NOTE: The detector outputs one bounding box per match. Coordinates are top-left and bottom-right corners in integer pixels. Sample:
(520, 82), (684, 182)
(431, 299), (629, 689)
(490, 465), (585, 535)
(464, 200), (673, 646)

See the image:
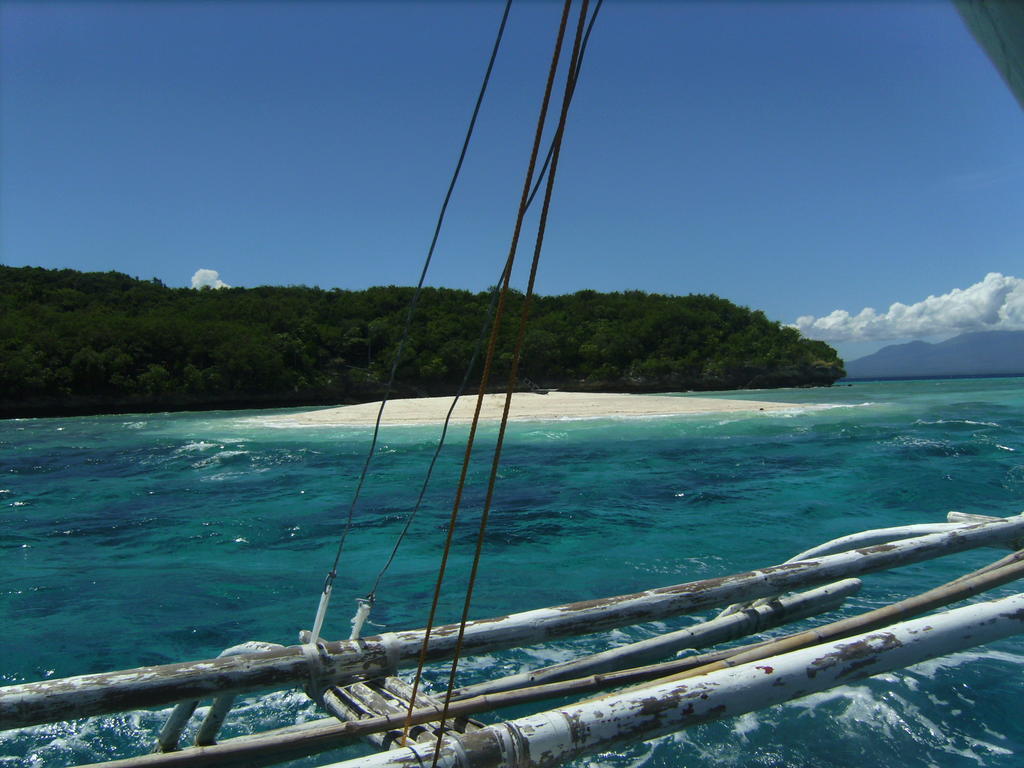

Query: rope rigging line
(364, 0), (604, 603)
(525, 0), (603, 211)
(362, 270), (505, 601)
(426, 3), (592, 764)
(306, 0), (514, 647)
(399, 0), (576, 750)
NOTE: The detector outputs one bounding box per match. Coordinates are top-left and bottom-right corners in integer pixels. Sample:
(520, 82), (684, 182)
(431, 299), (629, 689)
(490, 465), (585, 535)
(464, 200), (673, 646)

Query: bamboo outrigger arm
(450, 578), (862, 698)
(64, 548), (1024, 768)
(2, 514), (1022, 731)
(717, 511), (1023, 617)
(156, 641), (285, 753)
(321, 593), (1024, 768)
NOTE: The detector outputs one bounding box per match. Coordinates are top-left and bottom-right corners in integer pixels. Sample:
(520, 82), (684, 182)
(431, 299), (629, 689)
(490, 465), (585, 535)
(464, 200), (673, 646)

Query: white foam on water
(887, 435), (954, 451)
(764, 405), (833, 418)
(817, 401), (877, 409)
(175, 440), (219, 453)
(915, 419), (1001, 428)
(523, 429), (570, 441)
(452, 653), (500, 673)
(779, 679), (1016, 765)
(220, 689), (322, 733)
(904, 647), (1024, 677)
(197, 449), (249, 465)
(520, 644), (583, 666)
(0, 708), (166, 766)
(586, 745), (657, 768)
(730, 712), (761, 739)
(0, 690), (324, 766)
(241, 414), (375, 434)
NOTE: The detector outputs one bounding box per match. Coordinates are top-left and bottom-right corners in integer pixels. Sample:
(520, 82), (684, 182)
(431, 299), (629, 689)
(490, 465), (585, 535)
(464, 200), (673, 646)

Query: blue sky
(2, 1), (1022, 362)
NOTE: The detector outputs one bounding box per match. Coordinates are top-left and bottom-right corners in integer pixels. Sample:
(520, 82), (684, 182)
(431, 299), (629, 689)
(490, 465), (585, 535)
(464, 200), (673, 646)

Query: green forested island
(1, 266), (844, 417)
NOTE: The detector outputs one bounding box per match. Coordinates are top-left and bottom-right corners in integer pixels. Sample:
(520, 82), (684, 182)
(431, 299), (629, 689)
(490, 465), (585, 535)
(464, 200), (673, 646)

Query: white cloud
(793, 273), (1024, 342)
(191, 268), (230, 290)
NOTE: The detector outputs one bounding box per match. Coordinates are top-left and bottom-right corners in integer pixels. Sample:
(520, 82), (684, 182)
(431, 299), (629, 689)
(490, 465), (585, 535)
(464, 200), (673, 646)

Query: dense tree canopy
(1, 266), (844, 416)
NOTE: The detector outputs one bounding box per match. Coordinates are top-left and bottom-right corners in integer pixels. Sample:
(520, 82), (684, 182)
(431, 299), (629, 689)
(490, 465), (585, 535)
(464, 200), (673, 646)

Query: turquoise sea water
(3, 377), (1024, 767)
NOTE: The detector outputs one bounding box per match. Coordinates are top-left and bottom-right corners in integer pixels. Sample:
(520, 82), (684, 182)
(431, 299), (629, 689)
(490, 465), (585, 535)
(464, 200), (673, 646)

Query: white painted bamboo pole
(193, 694), (236, 747)
(155, 642), (283, 752)
(452, 578), (861, 699)
(786, 511), (1020, 565)
(322, 593), (1024, 768)
(779, 523), (968, 562)
(717, 514), (1022, 617)
(4, 514), (1023, 729)
(66, 555), (1024, 768)
(948, 511), (1002, 525)
(67, 645), (781, 768)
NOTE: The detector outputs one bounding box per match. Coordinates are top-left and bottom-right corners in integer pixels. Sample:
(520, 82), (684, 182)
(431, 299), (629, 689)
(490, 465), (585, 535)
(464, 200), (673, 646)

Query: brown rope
(425, 2), (591, 765)
(399, 0), (575, 749)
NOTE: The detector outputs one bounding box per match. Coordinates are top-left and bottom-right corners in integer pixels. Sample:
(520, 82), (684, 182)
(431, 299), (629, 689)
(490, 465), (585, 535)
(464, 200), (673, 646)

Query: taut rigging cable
(424, 3), (592, 763)
(377, 0), (594, 758)
(363, 0), (605, 608)
(399, 0), (575, 747)
(307, 0), (514, 646)
(526, 0), (603, 211)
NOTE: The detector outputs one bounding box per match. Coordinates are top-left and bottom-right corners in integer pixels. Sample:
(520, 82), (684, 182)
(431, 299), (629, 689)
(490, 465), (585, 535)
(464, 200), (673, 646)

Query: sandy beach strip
(278, 391), (797, 426)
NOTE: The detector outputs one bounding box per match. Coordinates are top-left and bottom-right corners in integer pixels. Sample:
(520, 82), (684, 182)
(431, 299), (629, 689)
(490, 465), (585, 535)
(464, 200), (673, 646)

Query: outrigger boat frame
(2, 511), (1023, 768)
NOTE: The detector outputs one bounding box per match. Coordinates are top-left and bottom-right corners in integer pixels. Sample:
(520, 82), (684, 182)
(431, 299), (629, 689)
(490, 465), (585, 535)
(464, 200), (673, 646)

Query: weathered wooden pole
(157, 642), (283, 752)
(718, 513), (1022, 616)
(4, 515), (1023, 729)
(319, 593), (1024, 768)
(66, 553), (1024, 768)
(611, 549), (1024, 695)
(68, 644), (780, 768)
(452, 578), (861, 698)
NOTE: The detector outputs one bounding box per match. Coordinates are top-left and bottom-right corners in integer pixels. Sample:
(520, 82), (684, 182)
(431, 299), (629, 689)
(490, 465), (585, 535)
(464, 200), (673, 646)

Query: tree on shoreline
(0, 266), (844, 416)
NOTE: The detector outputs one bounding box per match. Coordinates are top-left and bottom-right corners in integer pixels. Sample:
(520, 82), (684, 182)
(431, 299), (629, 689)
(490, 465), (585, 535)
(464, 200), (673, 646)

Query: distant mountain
(844, 331), (1024, 379)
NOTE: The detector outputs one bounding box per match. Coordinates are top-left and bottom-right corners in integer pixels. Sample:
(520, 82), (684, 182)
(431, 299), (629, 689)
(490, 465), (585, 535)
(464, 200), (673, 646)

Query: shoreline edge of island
(275, 391), (811, 427)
